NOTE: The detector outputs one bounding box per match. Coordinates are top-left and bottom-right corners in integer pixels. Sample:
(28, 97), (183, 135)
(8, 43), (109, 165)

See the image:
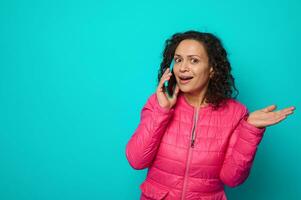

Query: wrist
(245, 116), (265, 129)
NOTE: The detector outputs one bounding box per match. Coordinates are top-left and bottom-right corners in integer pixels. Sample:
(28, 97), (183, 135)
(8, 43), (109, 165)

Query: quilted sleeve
(125, 93), (175, 170)
(219, 104), (266, 187)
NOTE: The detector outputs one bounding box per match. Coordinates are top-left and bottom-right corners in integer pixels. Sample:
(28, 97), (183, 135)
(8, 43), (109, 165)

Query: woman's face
(173, 39), (213, 94)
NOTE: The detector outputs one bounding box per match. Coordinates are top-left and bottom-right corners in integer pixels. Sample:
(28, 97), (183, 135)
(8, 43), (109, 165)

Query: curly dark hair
(157, 30), (239, 110)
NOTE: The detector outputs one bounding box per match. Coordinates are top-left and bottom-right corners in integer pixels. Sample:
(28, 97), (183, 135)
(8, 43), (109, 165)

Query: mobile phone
(164, 60), (175, 97)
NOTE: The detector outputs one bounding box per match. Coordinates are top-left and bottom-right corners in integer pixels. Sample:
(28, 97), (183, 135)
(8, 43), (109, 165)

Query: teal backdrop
(0, 0), (300, 199)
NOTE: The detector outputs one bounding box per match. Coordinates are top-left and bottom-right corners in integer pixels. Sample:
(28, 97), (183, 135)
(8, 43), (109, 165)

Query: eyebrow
(174, 54), (201, 58)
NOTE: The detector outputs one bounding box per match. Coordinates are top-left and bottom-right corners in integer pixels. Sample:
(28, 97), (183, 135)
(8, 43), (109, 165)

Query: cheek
(193, 71), (211, 84)
(193, 68), (209, 78)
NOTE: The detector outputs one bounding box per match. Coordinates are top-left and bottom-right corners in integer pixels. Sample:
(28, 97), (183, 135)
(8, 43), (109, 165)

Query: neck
(183, 88), (208, 108)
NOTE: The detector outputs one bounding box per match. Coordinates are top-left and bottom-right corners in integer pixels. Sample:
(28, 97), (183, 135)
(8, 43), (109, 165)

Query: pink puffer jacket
(126, 92), (266, 200)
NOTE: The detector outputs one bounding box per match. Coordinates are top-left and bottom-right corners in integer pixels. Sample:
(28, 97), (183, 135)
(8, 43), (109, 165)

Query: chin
(178, 86), (193, 93)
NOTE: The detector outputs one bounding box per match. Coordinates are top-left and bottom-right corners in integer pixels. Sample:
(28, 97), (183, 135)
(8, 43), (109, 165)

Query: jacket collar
(177, 91), (212, 112)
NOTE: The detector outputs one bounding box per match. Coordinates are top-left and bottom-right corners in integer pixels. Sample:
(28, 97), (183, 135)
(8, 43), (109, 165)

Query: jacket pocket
(140, 179), (169, 200)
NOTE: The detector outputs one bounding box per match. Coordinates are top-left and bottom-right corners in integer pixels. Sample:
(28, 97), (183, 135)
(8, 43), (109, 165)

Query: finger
(279, 110), (294, 117)
(266, 114), (287, 125)
(263, 105), (277, 112)
(159, 72), (171, 84)
(276, 111), (294, 122)
(281, 106), (296, 113)
(159, 71), (172, 86)
(157, 68), (173, 94)
(159, 69), (170, 82)
(162, 68), (170, 77)
(169, 84), (180, 100)
(157, 75), (171, 92)
(174, 84), (180, 96)
(275, 107), (295, 116)
(276, 115), (287, 123)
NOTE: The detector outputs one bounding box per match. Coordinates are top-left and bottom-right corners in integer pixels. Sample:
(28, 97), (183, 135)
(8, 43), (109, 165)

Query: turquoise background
(0, 0), (300, 199)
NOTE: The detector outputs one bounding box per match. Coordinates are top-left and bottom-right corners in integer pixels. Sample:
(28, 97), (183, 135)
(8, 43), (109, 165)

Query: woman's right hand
(156, 68), (180, 110)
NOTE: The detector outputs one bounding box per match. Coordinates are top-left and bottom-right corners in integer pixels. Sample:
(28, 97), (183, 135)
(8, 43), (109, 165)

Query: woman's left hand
(247, 105), (296, 129)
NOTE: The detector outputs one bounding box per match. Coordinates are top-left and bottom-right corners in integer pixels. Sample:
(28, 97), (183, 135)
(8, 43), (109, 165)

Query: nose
(179, 60), (189, 72)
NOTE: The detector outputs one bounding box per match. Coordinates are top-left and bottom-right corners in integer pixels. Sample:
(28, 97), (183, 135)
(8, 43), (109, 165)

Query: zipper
(190, 108), (198, 147)
(181, 107), (199, 200)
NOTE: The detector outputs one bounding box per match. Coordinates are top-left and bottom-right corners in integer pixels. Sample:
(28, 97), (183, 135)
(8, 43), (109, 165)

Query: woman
(125, 30), (295, 200)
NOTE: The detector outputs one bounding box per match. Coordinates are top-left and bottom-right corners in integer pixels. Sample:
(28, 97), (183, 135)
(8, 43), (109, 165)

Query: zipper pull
(191, 138), (195, 148)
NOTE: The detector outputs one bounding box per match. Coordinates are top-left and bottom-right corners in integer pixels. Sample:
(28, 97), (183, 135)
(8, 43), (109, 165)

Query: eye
(174, 57), (181, 63)
(191, 58), (199, 64)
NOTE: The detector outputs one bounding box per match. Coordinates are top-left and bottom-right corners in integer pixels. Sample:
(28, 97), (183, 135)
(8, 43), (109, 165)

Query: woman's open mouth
(179, 75), (193, 84)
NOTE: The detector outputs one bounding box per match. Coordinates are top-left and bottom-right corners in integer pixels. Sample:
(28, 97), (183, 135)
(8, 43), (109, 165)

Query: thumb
(262, 104), (277, 112)
(169, 84), (180, 102)
(172, 84), (180, 98)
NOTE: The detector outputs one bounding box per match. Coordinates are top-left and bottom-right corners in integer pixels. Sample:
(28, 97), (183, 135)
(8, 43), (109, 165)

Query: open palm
(247, 105), (296, 129)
